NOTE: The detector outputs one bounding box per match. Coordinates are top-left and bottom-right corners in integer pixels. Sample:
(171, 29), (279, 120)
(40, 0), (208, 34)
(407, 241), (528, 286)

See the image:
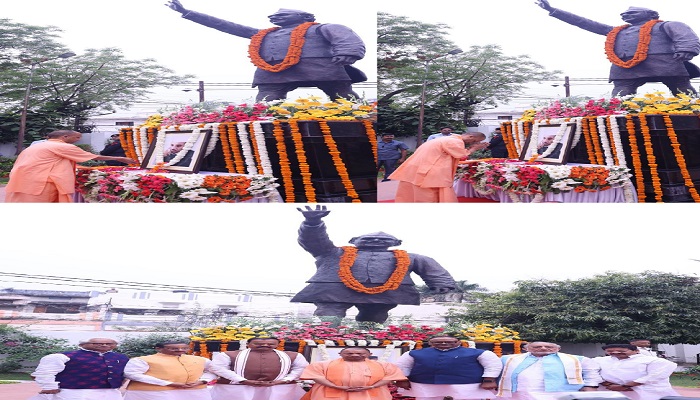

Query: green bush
(116, 333), (191, 358)
(0, 156), (15, 178)
(0, 326), (71, 373)
(75, 144), (106, 167)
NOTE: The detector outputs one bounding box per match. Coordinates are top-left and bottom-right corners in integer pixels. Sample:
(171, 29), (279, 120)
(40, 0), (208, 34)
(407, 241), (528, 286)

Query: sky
(3, 0), (378, 109)
(1, 203), (699, 297)
(378, 0), (700, 106)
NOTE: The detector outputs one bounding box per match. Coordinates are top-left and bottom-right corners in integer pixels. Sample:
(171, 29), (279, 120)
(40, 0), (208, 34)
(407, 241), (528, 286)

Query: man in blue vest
(394, 335), (502, 400)
(31, 337), (129, 400)
(497, 341), (602, 400)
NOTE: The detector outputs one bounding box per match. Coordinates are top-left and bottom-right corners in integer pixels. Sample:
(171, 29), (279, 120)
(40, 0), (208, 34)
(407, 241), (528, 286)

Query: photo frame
(519, 123), (576, 165)
(141, 129), (212, 173)
(302, 345), (410, 363)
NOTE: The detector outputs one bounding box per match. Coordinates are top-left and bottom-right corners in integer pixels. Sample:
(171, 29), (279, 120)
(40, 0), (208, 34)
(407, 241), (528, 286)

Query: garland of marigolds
(624, 116), (647, 202)
(362, 120), (378, 164)
(638, 114), (663, 202)
(319, 121), (361, 203)
(605, 20), (661, 68)
(288, 120), (316, 202)
(663, 115), (700, 201)
(246, 123), (265, 175)
(272, 120), (296, 203)
(338, 246), (410, 294)
(225, 123), (246, 173)
(248, 22), (318, 72)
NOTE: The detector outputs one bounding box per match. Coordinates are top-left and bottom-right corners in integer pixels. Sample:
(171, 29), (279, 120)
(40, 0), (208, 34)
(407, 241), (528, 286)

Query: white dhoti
(210, 383), (307, 400)
(123, 388), (211, 400)
(399, 382), (496, 400)
(28, 388), (123, 400)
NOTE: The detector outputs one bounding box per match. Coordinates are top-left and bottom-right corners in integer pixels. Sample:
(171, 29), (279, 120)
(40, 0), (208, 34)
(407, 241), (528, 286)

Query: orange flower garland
(220, 341), (229, 352)
(218, 124), (236, 173)
(513, 340), (522, 354)
(513, 122), (522, 156)
(586, 117), (605, 165)
(338, 246), (410, 294)
(199, 342), (209, 359)
(246, 123), (265, 175)
(362, 120), (378, 164)
(415, 340), (423, 349)
(605, 20), (661, 68)
(122, 128), (140, 163)
(625, 116), (646, 202)
(248, 22), (318, 72)
(289, 120), (316, 202)
(604, 117), (621, 165)
(297, 340), (307, 354)
(662, 114), (700, 201)
(272, 120), (296, 203)
(276, 339), (285, 351)
(319, 121), (361, 203)
(638, 114), (663, 202)
(501, 123), (518, 158)
(226, 123), (246, 174)
(492, 342), (502, 357)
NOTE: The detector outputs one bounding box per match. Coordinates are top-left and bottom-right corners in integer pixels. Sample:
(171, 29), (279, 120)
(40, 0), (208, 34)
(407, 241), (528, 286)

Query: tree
(378, 13), (560, 137)
(116, 333), (191, 358)
(0, 325), (71, 372)
(447, 271), (700, 344)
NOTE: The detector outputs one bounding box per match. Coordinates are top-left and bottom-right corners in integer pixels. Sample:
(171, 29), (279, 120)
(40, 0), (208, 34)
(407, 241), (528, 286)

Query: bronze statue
(536, 0), (700, 96)
(292, 206), (456, 323)
(166, 1), (367, 102)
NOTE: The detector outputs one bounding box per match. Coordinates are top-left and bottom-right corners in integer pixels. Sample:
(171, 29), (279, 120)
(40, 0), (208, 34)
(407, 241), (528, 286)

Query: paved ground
(0, 184), (5, 202)
(1, 381), (699, 400)
(377, 179), (398, 202)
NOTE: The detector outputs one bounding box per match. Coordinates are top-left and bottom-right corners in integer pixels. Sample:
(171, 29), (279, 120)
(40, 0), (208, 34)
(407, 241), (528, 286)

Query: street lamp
(416, 48), (463, 148)
(16, 51), (76, 155)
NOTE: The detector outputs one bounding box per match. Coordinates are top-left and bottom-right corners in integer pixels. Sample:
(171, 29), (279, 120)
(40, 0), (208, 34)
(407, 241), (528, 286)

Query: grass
(0, 372), (31, 382)
(671, 373), (700, 388)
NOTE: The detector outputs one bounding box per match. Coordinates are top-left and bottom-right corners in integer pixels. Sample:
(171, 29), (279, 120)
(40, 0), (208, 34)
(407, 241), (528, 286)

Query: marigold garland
(276, 339), (285, 351)
(319, 121), (361, 203)
(624, 116), (647, 202)
(246, 123), (265, 175)
(122, 128), (140, 163)
(289, 120), (317, 202)
(662, 114), (700, 201)
(338, 246), (410, 294)
(638, 114), (663, 202)
(362, 120), (378, 164)
(586, 117), (605, 164)
(220, 342), (229, 352)
(272, 120), (296, 202)
(492, 342), (502, 357)
(501, 123), (518, 158)
(604, 116), (621, 165)
(218, 124), (236, 173)
(225, 123), (246, 174)
(605, 20), (662, 68)
(248, 22), (318, 72)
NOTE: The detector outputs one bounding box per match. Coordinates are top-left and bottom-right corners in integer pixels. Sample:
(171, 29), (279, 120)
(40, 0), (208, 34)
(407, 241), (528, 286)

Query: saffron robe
(124, 354), (215, 400)
(300, 359), (406, 400)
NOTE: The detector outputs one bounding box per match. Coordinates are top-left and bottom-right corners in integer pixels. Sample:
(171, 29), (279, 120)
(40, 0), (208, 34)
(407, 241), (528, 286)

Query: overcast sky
(2, 203), (698, 296)
(4, 0), (378, 108)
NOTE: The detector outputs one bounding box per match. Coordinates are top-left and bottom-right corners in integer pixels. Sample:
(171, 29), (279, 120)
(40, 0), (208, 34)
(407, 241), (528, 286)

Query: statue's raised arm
(165, 0), (187, 14)
(535, 0), (553, 12)
(297, 205), (330, 225)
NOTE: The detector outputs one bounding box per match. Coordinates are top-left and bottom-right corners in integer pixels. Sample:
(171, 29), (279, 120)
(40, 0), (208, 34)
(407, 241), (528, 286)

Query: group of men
(30, 335), (680, 400)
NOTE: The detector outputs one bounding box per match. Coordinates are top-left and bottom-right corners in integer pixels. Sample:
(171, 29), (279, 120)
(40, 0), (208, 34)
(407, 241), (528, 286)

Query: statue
(166, 1), (367, 102)
(291, 206), (456, 324)
(535, 0), (700, 96)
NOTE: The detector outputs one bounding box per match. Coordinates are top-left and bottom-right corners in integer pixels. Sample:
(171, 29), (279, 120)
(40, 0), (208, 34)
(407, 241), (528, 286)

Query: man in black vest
(166, 1), (366, 102)
(536, 0), (700, 96)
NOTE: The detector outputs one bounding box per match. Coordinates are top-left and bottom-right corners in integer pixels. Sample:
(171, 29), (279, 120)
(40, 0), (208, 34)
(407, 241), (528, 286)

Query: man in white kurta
(393, 335), (502, 400)
(207, 337), (308, 400)
(123, 341), (216, 400)
(594, 344), (679, 400)
(30, 338), (128, 400)
(496, 342), (603, 400)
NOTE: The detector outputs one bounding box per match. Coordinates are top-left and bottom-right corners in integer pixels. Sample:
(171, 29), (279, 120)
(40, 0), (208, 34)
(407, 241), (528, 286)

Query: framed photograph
(141, 129), (212, 173)
(519, 123), (576, 165)
(302, 345), (410, 363)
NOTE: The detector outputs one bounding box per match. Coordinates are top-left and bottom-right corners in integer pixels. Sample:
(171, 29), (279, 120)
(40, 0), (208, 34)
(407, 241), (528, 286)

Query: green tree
(447, 271), (700, 343)
(378, 13), (560, 138)
(116, 333), (191, 358)
(0, 325), (71, 372)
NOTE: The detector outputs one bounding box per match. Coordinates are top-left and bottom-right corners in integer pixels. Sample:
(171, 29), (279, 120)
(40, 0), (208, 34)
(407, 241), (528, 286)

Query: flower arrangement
(266, 96), (377, 121)
(530, 97), (624, 120)
(75, 167), (279, 203)
(620, 92), (700, 114)
(457, 324), (520, 342)
(161, 103), (272, 125)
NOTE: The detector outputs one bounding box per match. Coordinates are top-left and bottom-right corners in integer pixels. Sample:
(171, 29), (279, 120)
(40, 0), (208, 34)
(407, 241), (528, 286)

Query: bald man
(31, 338), (129, 400)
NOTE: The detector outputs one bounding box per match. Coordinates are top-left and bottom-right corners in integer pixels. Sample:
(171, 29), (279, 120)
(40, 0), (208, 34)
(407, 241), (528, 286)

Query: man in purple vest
(536, 0), (700, 96)
(31, 337), (129, 400)
(165, 0), (366, 102)
(394, 335), (502, 400)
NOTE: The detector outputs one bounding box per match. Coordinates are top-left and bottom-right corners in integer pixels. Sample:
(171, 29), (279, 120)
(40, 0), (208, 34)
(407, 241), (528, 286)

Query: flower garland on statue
(605, 20), (662, 68)
(338, 246), (410, 294)
(235, 122), (258, 174)
(319, 120), (361, 203)
(248, 22), (319, 72)
(663, 114), (700, 201)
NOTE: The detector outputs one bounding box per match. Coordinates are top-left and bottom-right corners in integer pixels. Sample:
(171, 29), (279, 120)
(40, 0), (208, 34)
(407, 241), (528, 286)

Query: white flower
(179, 188), (217, 202)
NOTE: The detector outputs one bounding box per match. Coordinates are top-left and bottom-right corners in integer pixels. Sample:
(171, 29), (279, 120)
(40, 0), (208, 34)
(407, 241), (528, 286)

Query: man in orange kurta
(300, 347), (406, 400)
(5, 130), (135, 203)
(389, 133), (487, 202)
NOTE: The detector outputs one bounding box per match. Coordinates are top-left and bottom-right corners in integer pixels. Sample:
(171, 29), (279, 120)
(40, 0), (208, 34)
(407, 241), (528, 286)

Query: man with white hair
(31, 337), (129, 400)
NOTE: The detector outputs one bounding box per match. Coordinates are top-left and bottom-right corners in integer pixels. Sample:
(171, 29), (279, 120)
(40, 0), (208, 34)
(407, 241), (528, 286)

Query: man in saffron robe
(166, 1), (366, 101)
(5, 130), (136, 203)
(300, 347), (406, 400)
(208, 337), (309, 400)
(30, 338), (129, 400)
(394, 335), (502, 400)
(389, 133), (487, 203)
(536, 1), (700, 96)
(291, 205), (456, 324)
(124, 341), (216, 400)
(496, 341), (602, 400)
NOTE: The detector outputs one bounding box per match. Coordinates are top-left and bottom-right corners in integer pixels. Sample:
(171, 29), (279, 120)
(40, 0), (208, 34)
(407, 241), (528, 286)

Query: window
(132, 292), (151, 299)
(497, 115), (513, 121)
(115, 121), (134, 126)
